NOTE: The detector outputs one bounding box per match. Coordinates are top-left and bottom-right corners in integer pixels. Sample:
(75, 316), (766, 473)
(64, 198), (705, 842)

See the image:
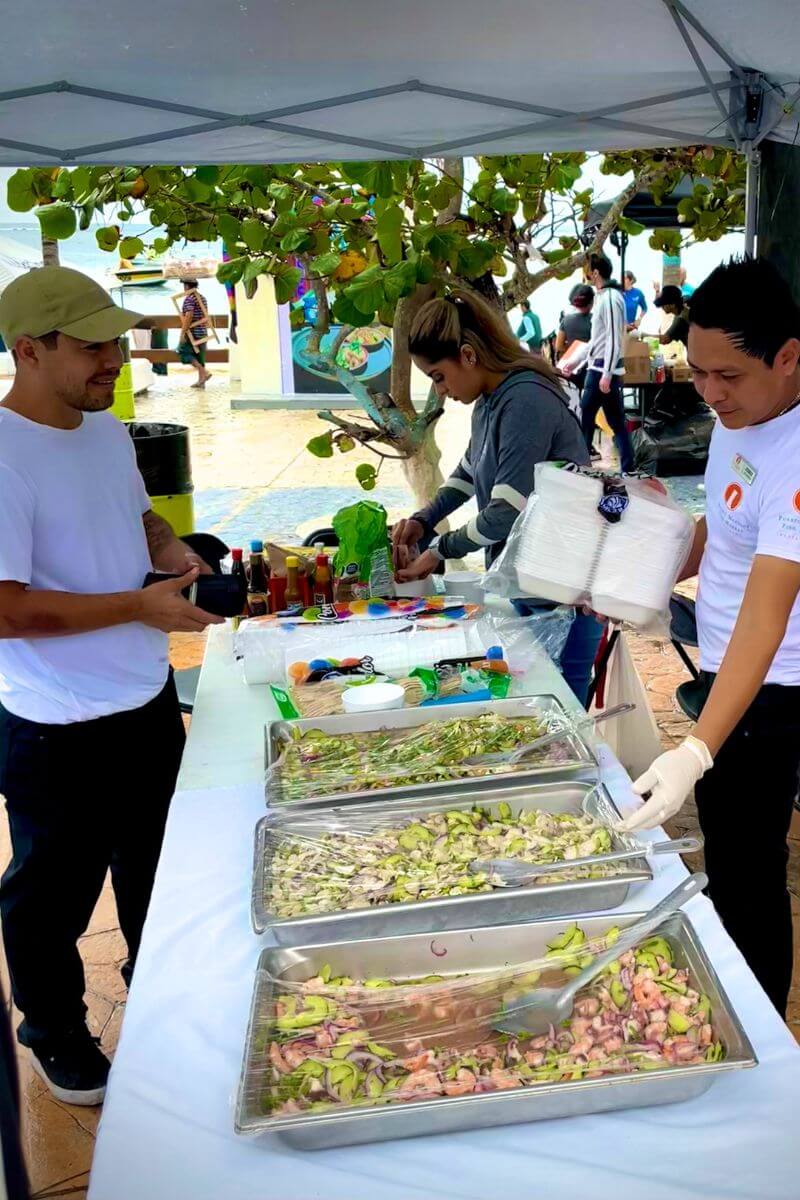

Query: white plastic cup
(443, 571), (483, 605)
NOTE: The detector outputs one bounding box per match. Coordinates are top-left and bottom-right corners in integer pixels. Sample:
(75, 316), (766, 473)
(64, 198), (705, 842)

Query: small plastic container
(341, 682), (406, 713)
(443, 571), (483, 604)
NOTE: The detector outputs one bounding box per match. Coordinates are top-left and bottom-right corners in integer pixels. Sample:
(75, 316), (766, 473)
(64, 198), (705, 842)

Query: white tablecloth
(88, 627), (800, 1199)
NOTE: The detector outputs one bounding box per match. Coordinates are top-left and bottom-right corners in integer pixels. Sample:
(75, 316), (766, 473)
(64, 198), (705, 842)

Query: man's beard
(56, 386), (115, 412)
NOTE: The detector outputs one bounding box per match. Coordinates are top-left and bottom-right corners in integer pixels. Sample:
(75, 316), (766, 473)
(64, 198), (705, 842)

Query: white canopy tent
(2, 0), (799, 250)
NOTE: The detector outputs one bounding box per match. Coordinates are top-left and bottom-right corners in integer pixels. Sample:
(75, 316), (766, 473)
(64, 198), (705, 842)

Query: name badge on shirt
(732, 453), (757, 486)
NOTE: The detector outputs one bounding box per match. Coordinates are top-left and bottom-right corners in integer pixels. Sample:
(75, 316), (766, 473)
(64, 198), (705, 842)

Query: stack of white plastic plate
(513, 465), (693, 628)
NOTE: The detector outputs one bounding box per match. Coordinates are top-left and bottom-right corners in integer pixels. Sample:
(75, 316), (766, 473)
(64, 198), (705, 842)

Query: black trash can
(127, 422), (195, 536)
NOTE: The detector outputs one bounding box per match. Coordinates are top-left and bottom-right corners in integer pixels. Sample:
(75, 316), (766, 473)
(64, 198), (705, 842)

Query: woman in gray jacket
(394, 289), (604, 706)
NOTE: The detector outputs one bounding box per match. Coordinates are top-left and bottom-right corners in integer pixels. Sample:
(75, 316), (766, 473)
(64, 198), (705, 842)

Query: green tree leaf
(217, 256), (247, 285)
(383, 260), (417, 301)
(7, 169), (36, 213)
(337, 435), (356, 453)
(616, 216), (646, 237)
(456, 241), (494, 278)
(345, 266), (386, 316)
(489, 187), (517, 215)
(241, 218), (267, 252)
(95, 225), (120, 252)
(36, 203), (77, 240)
(280, 228), (313, 253)
(243, 257), (267, 284)
(307, 432), (334, 459)
(309, 251), (342, 277)
(376, 204), (403, 264)
(341, 161), (394, 198)
(430, 179), (457, 211)
(69, 167), (93, 199)
(195, 165), (220, 186)
(119, 236), (144, 258)
(272, 264), (303, 305)
(217, 213), (242, 245)
(332, 293), (375, 328)
(182, 176), (213, 203)
(51, 171), (73, 200)
(355, 462), (378, 490)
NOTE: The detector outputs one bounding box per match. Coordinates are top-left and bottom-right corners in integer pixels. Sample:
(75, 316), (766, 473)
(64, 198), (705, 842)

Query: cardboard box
(669, 363), (693, 383)
(623, 334), (651, 384)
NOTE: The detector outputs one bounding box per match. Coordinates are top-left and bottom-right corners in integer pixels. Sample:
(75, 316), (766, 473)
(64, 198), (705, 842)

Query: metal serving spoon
(493, 873), (707, 1037)
(463, 702), (635, 767)
(471, 835), (703, 886)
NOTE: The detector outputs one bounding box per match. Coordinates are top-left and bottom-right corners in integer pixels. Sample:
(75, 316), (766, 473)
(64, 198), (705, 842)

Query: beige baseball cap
(0, 266), (143, 347)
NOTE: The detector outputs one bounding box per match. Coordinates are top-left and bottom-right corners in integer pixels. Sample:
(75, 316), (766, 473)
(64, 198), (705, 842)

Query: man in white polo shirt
(619, 257), (800, 1016)
(0, 267), (223, 1105)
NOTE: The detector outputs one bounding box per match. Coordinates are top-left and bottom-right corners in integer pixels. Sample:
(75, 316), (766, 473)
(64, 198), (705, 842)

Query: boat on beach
(115, 258), (166, 287)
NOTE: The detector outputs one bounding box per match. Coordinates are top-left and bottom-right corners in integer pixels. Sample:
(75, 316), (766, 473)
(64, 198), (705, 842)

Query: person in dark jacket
(392, 289), (604, 705)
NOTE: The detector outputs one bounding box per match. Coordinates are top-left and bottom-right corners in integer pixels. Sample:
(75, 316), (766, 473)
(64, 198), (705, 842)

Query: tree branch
(330, 324), (354, 358)
(305, 274), (331, 357)
(501, 163), (672, 308)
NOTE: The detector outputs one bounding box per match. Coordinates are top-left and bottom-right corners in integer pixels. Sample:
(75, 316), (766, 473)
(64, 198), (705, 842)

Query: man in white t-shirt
(619, 257), (800, 1016)
(0, 268), (223, 1105)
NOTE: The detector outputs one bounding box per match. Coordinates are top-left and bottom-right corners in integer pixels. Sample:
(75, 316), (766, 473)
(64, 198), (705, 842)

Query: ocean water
(0, 223), (229, 315)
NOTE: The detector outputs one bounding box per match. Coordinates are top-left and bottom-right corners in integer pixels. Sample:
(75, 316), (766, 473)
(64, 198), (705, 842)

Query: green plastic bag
(332, 500), (394, 600)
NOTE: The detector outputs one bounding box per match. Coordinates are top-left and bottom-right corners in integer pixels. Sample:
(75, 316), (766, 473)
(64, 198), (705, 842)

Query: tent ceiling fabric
(1, 0), (798, 164)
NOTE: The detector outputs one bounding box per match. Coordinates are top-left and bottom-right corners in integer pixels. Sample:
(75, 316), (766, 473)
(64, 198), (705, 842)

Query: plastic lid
(341, 682), (405, 713)
(250, 539), (264, 553)
(231, 548), (243, 559)
(286, 555), (300, 568)
(486, 645), (504, 660)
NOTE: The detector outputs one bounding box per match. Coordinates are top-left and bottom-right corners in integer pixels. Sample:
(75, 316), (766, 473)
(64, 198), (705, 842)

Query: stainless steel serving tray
(235, 910), (757, 1147)
(252, 778), (652, 942)
(264, 695), (597, 809)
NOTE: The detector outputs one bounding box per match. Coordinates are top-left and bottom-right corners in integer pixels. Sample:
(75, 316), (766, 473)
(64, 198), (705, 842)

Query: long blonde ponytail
(408, 288), (562, 388)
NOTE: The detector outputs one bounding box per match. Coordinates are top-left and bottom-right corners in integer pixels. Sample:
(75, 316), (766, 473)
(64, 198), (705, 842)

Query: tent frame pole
(662, 0), (741, 147)
(744, 143), (761, 257)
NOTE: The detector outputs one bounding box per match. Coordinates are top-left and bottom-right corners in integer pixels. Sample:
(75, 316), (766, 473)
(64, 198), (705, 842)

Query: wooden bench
(132, 313), (230, 363)
(132, 347), (229, 363)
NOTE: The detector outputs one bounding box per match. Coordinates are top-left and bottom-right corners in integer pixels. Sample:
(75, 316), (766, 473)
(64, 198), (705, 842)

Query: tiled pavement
(2, 370), (798, 1193)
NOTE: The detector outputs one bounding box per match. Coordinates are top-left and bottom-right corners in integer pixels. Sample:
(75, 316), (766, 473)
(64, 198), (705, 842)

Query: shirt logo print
(724, 482), (743, 511)
(794, 490), (800, 515)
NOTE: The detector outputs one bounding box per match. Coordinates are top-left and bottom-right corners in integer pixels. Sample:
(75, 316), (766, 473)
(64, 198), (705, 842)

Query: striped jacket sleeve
(411, 445), (475, 537)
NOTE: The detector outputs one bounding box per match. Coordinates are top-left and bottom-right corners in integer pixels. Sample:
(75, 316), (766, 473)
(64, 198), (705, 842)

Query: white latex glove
(616, 736), (713, 832)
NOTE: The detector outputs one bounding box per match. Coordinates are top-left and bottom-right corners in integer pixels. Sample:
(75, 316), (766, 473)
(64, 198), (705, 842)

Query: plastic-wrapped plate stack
(514, 465), (694, 629)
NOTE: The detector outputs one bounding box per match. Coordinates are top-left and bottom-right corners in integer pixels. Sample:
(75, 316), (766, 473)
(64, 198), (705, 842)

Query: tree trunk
(41, 236), (60, 267)
(400, 421), (445, 508)
(390, 283), (435, 416)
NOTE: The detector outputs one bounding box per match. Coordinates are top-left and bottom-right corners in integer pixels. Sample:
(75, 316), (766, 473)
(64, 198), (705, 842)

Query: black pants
(694, 672), (800, 1016)
(580, 371), (634, 472)
(0, 677), (185, 1047)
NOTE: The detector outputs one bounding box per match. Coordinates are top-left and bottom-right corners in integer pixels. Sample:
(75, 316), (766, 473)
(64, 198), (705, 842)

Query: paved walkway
(2, 369), (798, 1195)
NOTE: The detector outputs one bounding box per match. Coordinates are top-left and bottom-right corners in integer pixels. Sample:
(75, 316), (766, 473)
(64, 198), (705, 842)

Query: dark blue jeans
(580, 370), (634, 473)
(512, 602), (604, 708)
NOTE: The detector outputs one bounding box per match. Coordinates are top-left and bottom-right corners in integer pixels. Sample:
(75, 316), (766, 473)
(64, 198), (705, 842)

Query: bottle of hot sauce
(313, 554), (334, 606)
(230, 548), (248, 626)
(247, 539), (269, 617)
(284, 555), (303, 610)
